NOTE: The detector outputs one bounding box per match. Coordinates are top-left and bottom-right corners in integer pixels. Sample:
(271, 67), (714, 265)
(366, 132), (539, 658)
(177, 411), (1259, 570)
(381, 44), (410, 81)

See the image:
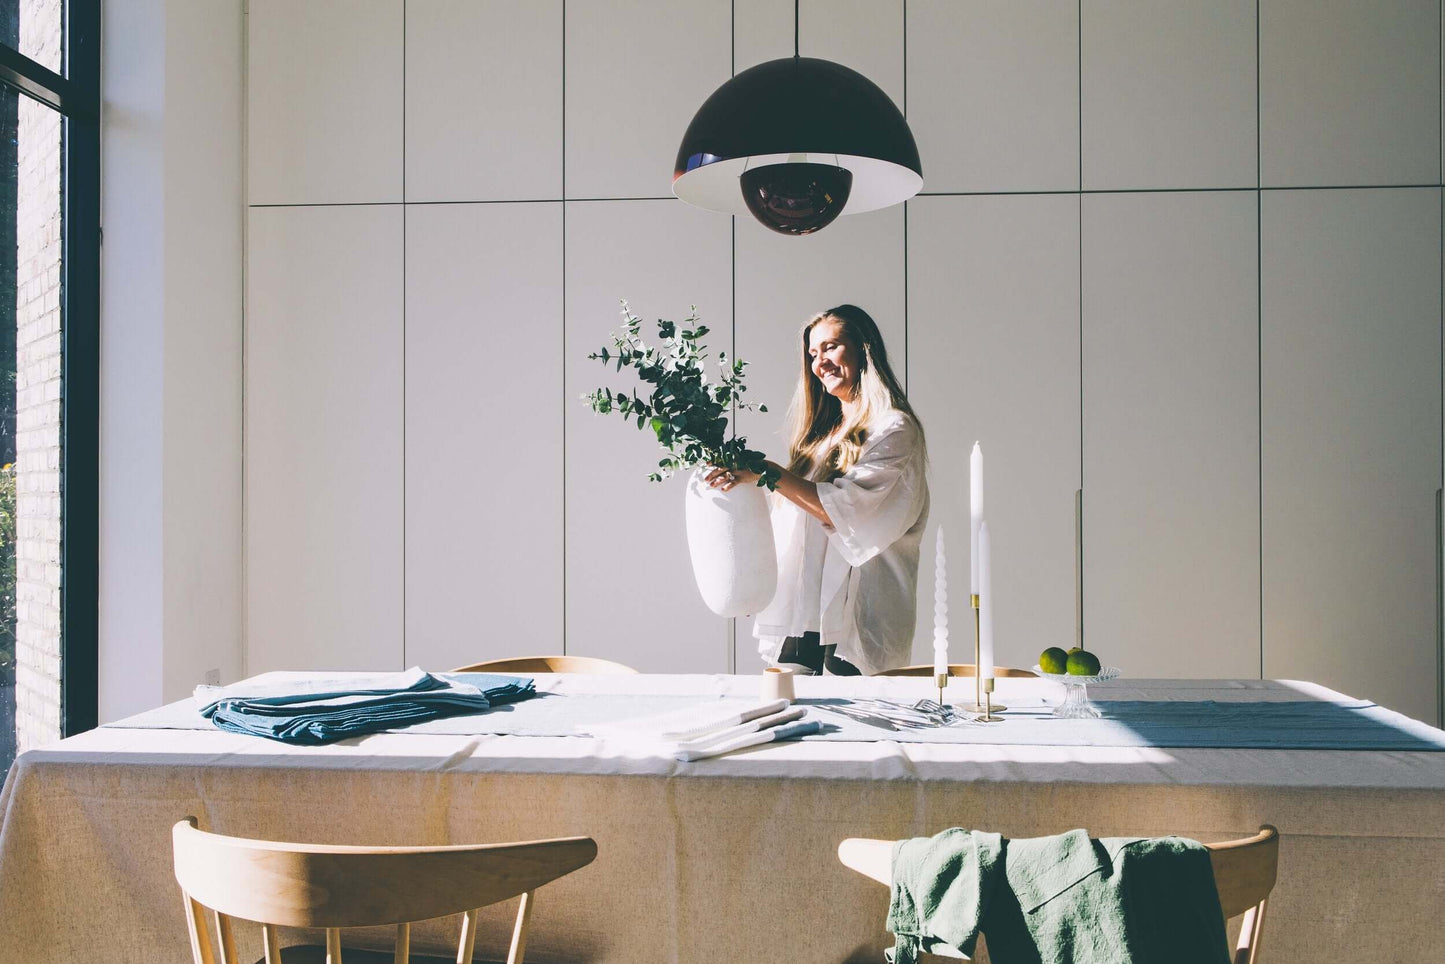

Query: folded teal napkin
(197, 669), (535, 745)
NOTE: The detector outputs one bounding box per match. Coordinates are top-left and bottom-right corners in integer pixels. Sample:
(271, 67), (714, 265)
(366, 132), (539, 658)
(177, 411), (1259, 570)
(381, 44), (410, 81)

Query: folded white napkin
(583, 698), (791, 742)
(672, 706), (805, 753)
(673, 717), (823, 762)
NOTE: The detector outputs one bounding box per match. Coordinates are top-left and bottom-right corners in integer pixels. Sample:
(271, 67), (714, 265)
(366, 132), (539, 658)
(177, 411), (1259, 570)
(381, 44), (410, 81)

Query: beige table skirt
(2, 675), (1444, 963)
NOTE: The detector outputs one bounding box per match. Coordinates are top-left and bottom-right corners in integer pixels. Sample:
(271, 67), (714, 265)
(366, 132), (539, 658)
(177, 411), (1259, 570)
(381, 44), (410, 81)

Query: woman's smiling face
(808, 317), (861, 401)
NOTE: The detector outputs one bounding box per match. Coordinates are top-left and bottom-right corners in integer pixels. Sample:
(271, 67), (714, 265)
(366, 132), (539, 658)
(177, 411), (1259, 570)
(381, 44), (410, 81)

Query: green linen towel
(886, 828), (1230, 964)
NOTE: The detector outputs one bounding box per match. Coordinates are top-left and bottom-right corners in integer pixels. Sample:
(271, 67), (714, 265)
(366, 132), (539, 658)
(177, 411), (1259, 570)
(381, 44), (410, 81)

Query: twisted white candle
(933, 526), (948, 676)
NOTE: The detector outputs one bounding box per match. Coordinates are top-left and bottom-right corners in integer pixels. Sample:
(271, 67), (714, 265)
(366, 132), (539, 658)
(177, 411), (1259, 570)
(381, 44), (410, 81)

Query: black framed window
(0, 0), (98, 775)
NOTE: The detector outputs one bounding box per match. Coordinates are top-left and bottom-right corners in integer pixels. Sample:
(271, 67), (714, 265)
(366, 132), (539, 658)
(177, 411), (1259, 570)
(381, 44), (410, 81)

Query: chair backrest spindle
(507, 892), (535, 964)
(262, 924), (282, 964)
(214, 911), (239, 964)
(457, 908), (480, 964)
(184, 895), (217, 964)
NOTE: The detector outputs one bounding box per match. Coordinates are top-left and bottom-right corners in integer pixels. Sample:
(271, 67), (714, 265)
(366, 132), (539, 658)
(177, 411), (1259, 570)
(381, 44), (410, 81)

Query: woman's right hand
(704, 465), (759, 491)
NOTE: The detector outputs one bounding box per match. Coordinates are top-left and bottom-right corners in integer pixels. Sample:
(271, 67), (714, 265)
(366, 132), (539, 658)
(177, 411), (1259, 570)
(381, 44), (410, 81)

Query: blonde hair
(785, 304), (922, 481)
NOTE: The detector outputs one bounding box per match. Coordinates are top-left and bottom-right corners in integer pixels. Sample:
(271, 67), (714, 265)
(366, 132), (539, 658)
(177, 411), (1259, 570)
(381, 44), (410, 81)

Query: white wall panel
(736, 0), (903, 107)
(908, 195), (1081, 672)
(1083, 191), (1260, 678)
(406, 1), (562, 202)
(100, 0), (166, 716)
(1261, 0), (1440, 187)
(246, 206), (404, 672)
(908, 0), (1079, 193)
(1262, 188), (1441, 722)
(405, 203), (563, 670)
(565, 0), (730, 199)
(248, 0), (403, 205)
(1082, 0), (1256, 190)
(731, 206), (905, 669)
(732, 0), (792, 72)
(564, 200), (733, 671)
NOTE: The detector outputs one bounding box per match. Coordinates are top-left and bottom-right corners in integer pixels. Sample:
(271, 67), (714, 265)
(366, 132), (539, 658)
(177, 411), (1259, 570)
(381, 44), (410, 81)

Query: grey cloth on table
(886, 828), (1230, 964)
(196, 669), (535, 745)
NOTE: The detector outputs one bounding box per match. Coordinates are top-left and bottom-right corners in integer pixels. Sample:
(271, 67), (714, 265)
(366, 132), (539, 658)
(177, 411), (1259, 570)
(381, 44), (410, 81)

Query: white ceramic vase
(684, 467), (778, 616)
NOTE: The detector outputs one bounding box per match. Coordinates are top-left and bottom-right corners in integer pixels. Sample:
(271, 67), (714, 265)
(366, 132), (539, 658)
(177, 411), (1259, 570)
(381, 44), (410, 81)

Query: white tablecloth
(2, 674), (1443, 963)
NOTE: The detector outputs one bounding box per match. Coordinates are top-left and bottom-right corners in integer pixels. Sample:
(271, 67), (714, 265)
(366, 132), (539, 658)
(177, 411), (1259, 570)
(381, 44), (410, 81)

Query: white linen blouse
(753, 409), (930, 676)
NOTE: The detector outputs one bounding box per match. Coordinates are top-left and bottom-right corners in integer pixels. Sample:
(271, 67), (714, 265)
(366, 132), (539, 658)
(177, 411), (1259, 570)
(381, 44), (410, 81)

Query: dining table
(1, 671), (1443, 963)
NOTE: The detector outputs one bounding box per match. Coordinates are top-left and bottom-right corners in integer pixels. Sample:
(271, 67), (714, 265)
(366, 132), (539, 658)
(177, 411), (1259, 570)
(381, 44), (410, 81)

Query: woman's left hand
(704, 465), (760, 491)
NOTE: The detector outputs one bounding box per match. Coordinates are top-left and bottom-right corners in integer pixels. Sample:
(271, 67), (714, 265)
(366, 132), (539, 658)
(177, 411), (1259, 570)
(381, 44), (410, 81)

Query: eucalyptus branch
(583, 301), (781, 490)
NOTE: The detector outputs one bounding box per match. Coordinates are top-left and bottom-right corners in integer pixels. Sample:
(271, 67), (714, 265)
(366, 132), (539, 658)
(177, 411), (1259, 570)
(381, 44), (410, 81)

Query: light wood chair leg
(456, 909), (479, 964)
(215, 911), (240, 964)
(262, 924), (283, 964)
(394, 922), (410, 964)
(326, 927), (343, 964)
(506, 892), (534, 964)
(184, 895), (217, 964)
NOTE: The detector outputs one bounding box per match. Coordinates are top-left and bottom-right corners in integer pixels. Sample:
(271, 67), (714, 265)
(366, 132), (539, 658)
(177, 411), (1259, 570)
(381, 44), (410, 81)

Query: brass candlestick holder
(958, 592), (1005, 721)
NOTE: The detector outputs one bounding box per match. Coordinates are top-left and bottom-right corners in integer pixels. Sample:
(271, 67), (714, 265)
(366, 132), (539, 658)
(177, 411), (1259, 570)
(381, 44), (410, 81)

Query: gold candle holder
(959, 592), (1006, 718)
(977, 677), (1004, 723)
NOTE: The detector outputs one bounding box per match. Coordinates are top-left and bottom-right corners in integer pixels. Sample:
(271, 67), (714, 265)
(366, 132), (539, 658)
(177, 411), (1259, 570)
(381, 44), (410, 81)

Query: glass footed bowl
(1031, 665), (1122, 719)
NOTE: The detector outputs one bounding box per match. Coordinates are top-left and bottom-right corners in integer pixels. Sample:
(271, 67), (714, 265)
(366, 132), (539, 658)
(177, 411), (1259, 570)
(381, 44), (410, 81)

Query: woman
(706, 304), (929, 676)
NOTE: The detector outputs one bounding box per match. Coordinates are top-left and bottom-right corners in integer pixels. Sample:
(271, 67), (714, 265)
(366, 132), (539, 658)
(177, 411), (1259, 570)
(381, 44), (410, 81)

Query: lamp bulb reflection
(739, 163), (852, 236)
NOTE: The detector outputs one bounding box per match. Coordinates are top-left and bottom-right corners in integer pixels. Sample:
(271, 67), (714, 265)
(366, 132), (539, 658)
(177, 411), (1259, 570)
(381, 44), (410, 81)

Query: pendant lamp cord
(794, 0), (799, 57)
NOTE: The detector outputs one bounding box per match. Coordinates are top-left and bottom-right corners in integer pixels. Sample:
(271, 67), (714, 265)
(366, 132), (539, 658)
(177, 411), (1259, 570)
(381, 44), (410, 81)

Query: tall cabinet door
(246, 206), (405, 672)
(1262, 188), (1441, 723)
(405, 204), (564, 671)
(1082, 192), (1261, 678)
(908, 195), (1081, 672)
(564, 200), (734, 673)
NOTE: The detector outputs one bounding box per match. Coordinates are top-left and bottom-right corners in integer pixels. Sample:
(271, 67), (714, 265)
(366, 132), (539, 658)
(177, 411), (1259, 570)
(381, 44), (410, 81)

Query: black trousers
(778, 631), (861, 676)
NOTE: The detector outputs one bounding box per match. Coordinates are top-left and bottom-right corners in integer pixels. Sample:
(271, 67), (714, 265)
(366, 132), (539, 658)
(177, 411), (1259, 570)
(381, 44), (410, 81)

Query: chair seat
(260, 945), (504, 964)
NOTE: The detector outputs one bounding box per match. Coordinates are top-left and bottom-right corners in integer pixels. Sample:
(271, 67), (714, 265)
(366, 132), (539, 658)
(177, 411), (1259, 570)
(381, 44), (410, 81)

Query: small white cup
(761, 666), (796, 703)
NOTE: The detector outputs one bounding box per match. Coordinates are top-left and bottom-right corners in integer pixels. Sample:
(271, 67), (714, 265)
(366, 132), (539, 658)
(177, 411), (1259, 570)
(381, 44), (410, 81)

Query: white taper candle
(978, 521), (994, 680)
(969, 442), (983, 595)
(933, 526), (949, 677)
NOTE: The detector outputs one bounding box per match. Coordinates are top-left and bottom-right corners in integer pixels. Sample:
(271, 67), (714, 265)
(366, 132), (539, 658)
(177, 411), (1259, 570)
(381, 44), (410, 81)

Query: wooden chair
(874, 663), (1036, 679)
(838, 825), (1278, 964)
(172, 817), (597, 964)
(451, 655), (638, 675)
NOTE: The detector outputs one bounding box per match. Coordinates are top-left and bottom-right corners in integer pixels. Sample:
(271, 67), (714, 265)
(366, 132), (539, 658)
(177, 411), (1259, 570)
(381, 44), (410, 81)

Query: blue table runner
(110, 682), (1445, 751)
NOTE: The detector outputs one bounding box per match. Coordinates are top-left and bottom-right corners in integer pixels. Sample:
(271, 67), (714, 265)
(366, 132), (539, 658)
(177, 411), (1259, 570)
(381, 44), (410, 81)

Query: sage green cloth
(886, 828), (1230, 964)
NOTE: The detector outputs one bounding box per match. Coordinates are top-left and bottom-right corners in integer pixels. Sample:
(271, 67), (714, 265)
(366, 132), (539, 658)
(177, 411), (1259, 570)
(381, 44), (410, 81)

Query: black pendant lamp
(672, 4), (922, 235)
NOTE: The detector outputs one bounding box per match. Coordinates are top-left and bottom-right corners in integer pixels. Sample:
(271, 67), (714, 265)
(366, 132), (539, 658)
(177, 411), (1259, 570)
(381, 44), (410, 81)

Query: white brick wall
(14, 0), (62, 752)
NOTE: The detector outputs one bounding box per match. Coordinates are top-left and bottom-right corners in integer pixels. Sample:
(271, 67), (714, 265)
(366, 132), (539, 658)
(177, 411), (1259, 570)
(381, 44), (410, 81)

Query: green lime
(1066, 650), (1101, 676)
(1039, 647), (1069, 675)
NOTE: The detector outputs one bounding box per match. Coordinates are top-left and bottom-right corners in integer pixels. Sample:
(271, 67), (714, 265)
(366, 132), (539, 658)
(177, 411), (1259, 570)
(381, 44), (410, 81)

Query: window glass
(1, 0), (63, 775)
(20, 0), (60, 75)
